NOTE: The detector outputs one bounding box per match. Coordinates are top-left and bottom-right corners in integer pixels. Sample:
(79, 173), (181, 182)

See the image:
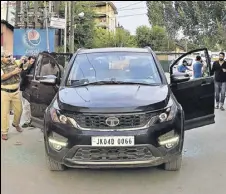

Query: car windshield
(66, 52), (162, 86)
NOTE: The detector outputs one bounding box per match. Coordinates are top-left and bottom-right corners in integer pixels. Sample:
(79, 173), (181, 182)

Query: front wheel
(45, 152), (66, 171)
(163, 154), (182, 171)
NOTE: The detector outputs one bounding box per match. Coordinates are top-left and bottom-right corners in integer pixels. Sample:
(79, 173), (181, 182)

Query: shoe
(220, 106), (225, 111)
(12, 124), (23, 132)
(22, 121), (33, 128)
(2, 134), (8, 140)
(215, 105), (219, 109)
(10, 111), (14, 115)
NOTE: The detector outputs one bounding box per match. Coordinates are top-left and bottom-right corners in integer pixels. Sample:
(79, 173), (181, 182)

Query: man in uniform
(1, 52), (23, 140)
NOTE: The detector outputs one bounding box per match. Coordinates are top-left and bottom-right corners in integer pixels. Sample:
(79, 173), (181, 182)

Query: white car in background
(171, 57), (195, 77)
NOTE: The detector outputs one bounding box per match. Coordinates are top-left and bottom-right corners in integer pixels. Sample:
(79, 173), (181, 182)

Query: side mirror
(39, 75), (57, 85)
(171, 72), (190, 83)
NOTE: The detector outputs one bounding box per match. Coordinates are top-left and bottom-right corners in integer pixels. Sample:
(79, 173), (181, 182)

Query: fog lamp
(158, 130), (179, 148)
(48, 132), (68, 151)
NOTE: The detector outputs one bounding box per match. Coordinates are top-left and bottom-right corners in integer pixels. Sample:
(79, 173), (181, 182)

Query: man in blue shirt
(177, 60), (191, 73)
(193, 56), (203, 78)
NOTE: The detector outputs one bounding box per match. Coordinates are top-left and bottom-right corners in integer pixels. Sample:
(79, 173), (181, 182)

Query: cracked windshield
(67, 52), (162, 86)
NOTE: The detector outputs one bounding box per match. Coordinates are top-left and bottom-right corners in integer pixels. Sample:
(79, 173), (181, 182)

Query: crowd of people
(1, 51), (226, 140)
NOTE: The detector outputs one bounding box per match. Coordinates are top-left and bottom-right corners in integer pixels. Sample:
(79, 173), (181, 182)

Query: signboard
(13, 28), (55, 57)
(49, 17), (66, 29)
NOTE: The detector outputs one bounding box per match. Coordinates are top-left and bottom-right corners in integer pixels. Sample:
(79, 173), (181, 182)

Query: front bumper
(44, 111), (184, 168)
(62, 145), (181, 169)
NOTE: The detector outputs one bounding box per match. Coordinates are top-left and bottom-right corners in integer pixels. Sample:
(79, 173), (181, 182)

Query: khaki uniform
(1, 60), (22, 134)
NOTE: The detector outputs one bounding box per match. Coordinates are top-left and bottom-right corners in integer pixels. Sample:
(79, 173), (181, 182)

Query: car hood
(57, 85), (169, 113)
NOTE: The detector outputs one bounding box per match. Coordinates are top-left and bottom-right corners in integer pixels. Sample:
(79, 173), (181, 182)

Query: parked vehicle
(171, 57), (194, 77)
(23, 47), (215, 171)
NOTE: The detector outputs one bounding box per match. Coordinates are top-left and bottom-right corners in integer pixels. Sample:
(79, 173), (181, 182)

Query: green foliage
(92, 27), (137, 48)
(146, 1), (226, 49)
(73, 1), (96, 49)
(135, 25), (174, 51)
(92, 28), (114, 47)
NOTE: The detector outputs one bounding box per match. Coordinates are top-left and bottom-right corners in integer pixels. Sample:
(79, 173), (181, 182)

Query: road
(1, 110), (226, 194)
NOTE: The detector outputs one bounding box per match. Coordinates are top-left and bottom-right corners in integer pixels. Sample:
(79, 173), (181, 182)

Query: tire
(163, 154), (182, 171)
(45, 152), (66, 171)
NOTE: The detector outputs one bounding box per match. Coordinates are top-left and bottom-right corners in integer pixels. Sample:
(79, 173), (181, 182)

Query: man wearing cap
(1, 52), (23, 140)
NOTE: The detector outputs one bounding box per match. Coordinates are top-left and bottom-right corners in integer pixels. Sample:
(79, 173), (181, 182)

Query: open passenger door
(170, 48), (215, 130)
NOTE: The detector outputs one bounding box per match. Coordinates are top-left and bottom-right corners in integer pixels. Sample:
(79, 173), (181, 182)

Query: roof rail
(76, 48), (85, 53)
(144, 46), (154, 52)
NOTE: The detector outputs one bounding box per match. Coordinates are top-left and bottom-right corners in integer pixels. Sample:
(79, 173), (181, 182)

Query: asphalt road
(1, 110), (226, 194)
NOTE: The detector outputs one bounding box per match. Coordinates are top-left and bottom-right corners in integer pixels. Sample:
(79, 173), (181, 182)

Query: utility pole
(64, 1), (67, 53)
(68, 1), (71, 50)
(44, 1), (50, 52)
(6, 1), (9, 22)
(71, 1), (75, 52)
(34, 1), (38, 28)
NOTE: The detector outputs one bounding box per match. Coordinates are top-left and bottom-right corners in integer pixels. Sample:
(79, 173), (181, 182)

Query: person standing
(20, 56), (36, 128)
(193, 56), (203, 78)
(10, 56), (28, 116)
(211, 52), (226, 111)
(1, 52), (23, 140)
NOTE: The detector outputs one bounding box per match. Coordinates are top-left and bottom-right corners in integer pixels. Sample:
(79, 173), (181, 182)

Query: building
(1, 1), (16, 26)
(1, 20), (14, 55)
(93, 1), (118, 32)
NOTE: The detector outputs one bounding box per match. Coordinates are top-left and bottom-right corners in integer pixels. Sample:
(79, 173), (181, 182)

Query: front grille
(67, 112), (157, 129)
(73, 146), (153, 162)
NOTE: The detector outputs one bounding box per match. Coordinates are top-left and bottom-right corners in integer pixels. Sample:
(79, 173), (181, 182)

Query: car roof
(77, 47), (149, 54)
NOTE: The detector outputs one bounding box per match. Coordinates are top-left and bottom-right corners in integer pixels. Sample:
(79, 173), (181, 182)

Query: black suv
(22, 47), (215, 171)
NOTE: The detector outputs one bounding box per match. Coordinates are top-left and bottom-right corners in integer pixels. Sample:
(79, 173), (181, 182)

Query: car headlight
(49, 107), (80, 128)
(158, 98), (177, 122)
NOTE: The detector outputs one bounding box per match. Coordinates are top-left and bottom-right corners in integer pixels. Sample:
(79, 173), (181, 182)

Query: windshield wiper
(71, 80), (161, 86)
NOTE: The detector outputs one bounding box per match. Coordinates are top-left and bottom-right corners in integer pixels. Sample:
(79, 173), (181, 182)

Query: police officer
(1, 52), (23, 140)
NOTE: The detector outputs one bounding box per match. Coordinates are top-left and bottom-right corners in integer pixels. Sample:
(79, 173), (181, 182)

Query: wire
(117, 13), (147, 18)
(117, 1), (143, 10)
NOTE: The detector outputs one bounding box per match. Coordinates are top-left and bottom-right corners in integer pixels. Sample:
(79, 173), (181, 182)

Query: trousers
(21, 92), (31, 123)
(1, 90), (22, 134)
(215, 82), (226, 105)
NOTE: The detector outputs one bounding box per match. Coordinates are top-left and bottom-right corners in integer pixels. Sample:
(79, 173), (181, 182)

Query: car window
(35, 55), (64, 79)
(66, 52), (162, 86)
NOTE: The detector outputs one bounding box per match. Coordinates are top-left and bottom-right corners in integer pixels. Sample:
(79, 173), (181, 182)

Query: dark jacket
(20, 64), (34, 91)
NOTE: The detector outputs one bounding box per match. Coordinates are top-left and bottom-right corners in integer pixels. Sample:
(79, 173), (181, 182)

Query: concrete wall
(1, 23), (13, 54)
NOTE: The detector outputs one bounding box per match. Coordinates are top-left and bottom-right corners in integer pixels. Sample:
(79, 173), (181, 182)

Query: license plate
(91, 136), (134, 147)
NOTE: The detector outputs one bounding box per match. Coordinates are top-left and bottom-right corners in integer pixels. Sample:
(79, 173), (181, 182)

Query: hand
(12, 68), (22, 75)
(222, 68), (226, 72)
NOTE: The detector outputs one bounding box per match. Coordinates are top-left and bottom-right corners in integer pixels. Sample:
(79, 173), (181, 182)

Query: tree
(58, 1), (96, 50)
(114, 28), (137, 47)
(136, 26), (151, 47)
(147, 1), (181, 39)
(146, 1), (226, 49)
(92, 27), (137, 48)
(92, 28), (114, 48)
(73, 1), (96, 49)
(135, 25), (173, 51)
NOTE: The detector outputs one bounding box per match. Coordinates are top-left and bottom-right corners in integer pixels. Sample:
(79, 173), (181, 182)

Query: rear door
(170, 48), (215, 130)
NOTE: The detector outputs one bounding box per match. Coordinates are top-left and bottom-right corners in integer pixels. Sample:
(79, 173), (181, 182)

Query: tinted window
(67, 52), (162, 86)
